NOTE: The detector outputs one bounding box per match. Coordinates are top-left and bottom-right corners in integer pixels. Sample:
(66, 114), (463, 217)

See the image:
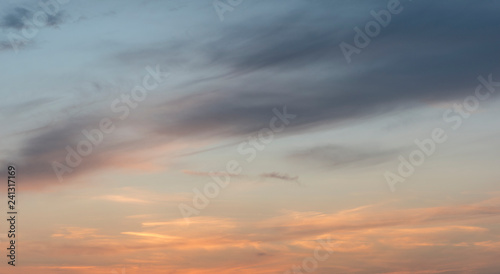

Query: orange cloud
(7, 197), (500, 273)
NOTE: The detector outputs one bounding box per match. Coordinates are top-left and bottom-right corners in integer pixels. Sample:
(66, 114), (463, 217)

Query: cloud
(8, 0), (500, 189)
(0, 7), (66, 30)
(0, 117), (158, 188)
(51, 227), (101, 239)
(117, 198), (500, 250)
(0, 5), (68, 52)
(182, 170), (297, 183)
(0, 7), (31, 30)
(93, 195), (153, 204)
(181, 170), (240, 177)
(9, 198), (500, 273)
(83, 198), (500, 272)
(289, 144), (404, 169)
(259, 172), (299, 182)
(45, 11), (66, 27)
(142, 1), (500, 138)
(121, 232), (179, 240)
(255, 199), (500, 243)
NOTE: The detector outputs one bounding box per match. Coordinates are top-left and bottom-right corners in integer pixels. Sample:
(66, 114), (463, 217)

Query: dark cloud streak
(9, 0), (500, 188)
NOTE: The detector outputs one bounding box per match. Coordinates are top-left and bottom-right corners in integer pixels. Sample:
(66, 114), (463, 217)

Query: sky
(1, 0), (500, 273)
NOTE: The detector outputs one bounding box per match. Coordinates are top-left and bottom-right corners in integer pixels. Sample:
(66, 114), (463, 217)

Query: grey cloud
(1, 7), (66, 29)
(10, 0), (500, 188)
(0, 97), (58, 116)
(0, 5), (67, 52)
(0, 7), (31, 30)
(4, 111), (149, 186)
(11, 116), (107, 183)
(289, 145), (404, 169)
(116, 0), (500, 140)
(181, 170), (243, 178)
(260, 172), (299, 182)
(45, 11), (66, 27)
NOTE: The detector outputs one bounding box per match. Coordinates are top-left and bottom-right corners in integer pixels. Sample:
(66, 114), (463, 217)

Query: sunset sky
(1, 0), (500, 273)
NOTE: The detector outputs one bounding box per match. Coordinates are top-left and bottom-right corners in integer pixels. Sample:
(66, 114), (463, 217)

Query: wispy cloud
(259, 172), (299, 182)
(289, 144), (404, 169)
(51, 227), (101, 239)
(93, 195), (152, 204)
(182, 169), (241, 177)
